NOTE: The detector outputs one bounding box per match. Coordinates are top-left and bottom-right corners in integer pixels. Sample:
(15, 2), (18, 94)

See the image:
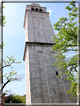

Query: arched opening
(40, 9), (42, 12)
(31, 8), (34, 11)
(35, 8), (38, 11)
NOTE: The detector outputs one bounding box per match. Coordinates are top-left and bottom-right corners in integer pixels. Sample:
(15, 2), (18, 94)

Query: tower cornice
(23, 42), (56, 61)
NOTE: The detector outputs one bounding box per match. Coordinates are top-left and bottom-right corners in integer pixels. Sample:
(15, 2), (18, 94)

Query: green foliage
(67, 82), (77, 98)
(0, 54), (22, 92)
(4, 94), (26, 103)
(0, 45), (22, 96)
(0, 5), (6, 26)
(52, 0), (78, 98)
(0, 42), (5, 50)
(1, 54), (21, 69)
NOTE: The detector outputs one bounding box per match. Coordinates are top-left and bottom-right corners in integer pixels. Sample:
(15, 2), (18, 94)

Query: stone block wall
(25, 44), (77, 103)
(25, 11), (55, 43)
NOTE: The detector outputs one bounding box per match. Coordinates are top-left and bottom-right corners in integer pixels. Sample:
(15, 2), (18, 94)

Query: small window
(40, 9), (42, 12)
(56, 71), (58, 76)
(35, 8), (38, 11)
(31, 8), (34, 11)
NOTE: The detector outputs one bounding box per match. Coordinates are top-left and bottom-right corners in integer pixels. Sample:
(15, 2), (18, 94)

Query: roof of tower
(30, 3), (40, 7)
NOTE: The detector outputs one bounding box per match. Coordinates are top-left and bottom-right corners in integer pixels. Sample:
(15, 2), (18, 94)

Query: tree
(4, 94), (26, 103)
(52, 0), (78, 98)
(0, 5), (23, 100)
(0, 54), (22, 96)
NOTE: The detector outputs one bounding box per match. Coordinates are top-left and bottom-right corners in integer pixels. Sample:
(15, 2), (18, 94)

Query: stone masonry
(23, 3), (77, 104)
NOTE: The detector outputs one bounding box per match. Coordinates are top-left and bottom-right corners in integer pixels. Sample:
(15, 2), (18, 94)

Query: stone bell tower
(23, 3), (77, 104)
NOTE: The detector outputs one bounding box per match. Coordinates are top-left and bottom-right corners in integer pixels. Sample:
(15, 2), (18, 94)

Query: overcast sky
(3, 1), (73, 96)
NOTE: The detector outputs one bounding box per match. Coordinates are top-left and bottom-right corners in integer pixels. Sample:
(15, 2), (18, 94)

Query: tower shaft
(23, 3), (77, 104)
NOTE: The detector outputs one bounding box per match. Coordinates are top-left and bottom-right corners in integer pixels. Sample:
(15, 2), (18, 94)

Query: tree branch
(1, 61), (15, 69)
(1, 79), (10, 91)
(66, 44), (77, 46)
(65, 49), (77, 52)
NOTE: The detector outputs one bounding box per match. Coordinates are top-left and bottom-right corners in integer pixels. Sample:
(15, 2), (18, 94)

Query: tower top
(25, 3), (46, 12)
(23, 3), (47, 28)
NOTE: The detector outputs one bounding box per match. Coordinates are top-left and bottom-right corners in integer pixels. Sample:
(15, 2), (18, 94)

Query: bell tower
(23, 3), (77, 104)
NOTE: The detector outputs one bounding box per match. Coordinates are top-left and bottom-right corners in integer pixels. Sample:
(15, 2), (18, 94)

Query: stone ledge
(26, 41), (56, 45)
(23, 42), (56, 61)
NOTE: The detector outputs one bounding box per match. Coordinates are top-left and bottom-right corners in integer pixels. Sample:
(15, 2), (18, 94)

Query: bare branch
(1, 79), (10, 91)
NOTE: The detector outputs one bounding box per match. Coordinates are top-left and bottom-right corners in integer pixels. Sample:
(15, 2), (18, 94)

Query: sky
(3, 1), (73, 96)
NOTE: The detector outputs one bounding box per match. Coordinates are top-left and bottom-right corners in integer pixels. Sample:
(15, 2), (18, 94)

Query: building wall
(25, 11), (55, 43)
(25, 43), (77, 103)
(24, 4), (77, 103)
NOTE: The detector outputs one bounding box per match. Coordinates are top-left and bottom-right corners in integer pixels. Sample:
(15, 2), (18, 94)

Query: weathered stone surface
(23, 3), (77, 104)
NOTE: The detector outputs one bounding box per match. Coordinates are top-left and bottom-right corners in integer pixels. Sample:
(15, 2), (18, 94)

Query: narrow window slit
(56, 71), (58, 76)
